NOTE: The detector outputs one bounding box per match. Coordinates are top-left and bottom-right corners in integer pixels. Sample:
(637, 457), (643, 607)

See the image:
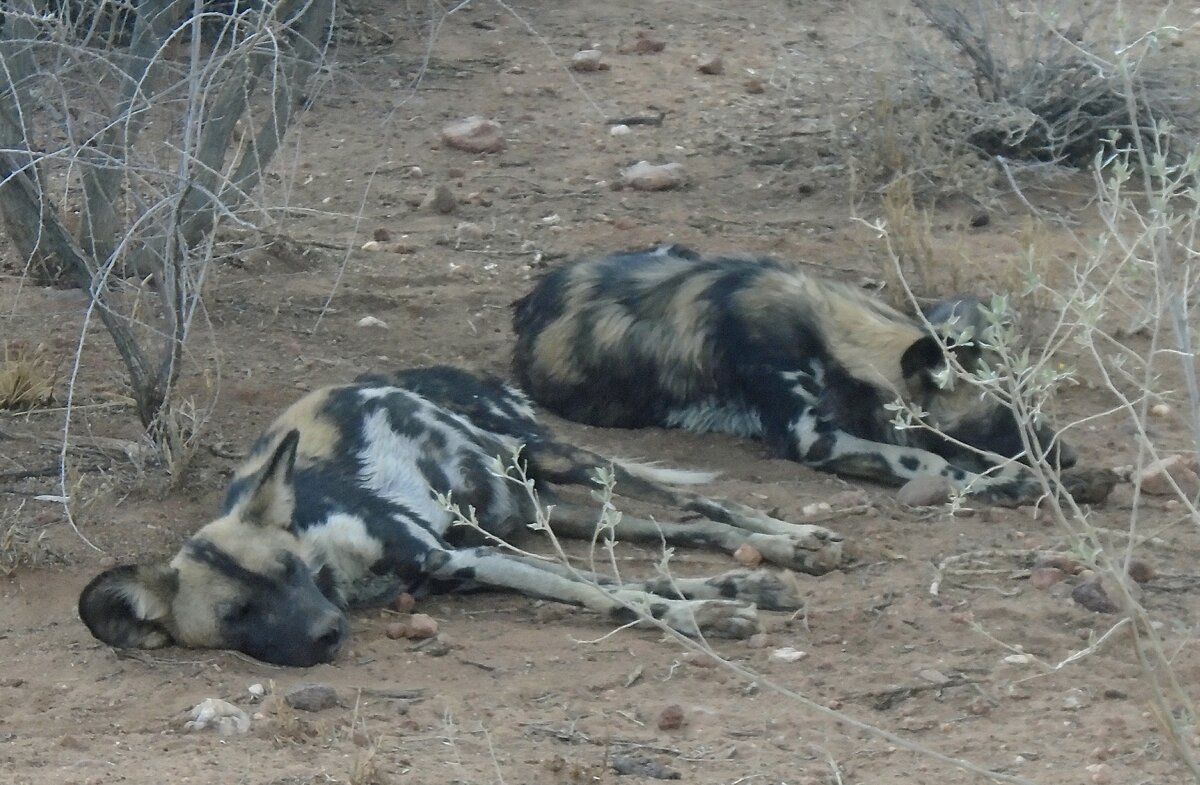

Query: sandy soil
(2, 2), (1199, 784)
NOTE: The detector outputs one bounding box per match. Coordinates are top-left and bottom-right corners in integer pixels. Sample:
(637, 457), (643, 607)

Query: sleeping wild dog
(512, 244), (1093, 505)
(79, 366), (843, 667)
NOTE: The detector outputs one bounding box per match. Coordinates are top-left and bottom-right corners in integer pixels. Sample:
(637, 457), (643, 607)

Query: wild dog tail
(613, 459), (719, 486)
(523, 441), (715, 499)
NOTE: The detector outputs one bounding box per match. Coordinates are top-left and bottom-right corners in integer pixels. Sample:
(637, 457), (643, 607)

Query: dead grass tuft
(1, 503), (65, 573)
(0, 342), (57, 411)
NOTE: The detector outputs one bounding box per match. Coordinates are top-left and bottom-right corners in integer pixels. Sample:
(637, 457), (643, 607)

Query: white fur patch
(357, 408), (456, 534)
(303, 512), (386, 585)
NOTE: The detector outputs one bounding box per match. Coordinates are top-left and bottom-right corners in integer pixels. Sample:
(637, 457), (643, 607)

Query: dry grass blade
(0, 341), (57, 411)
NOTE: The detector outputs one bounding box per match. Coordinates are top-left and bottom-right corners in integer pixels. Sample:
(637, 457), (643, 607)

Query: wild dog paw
(706, 568), (802, 611)
(745, 529), (844, 574)
(661, 599), (760, 639)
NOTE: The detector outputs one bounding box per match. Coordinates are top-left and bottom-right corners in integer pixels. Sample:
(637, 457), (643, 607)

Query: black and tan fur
(79, 366), (843, 666)
(513, 245), (1081, 504)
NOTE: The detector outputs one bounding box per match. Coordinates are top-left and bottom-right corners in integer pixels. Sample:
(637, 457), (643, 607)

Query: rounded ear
(78, 564), (179, 650)
(242, 429), (299, 529)
(900, 335), (944, 381)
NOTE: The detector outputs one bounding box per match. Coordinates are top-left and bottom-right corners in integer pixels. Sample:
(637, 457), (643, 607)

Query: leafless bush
(851, 1), (1195, 200)
(0, 0), (335, 432)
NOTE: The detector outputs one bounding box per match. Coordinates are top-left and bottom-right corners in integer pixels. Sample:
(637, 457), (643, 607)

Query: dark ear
(900, 335), (945, 380)
(242, 430), (299, 529)
(78, 564), (179, 649)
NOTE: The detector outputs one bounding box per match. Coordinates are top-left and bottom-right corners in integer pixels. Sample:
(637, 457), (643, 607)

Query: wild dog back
(512, 245), (1080, 502)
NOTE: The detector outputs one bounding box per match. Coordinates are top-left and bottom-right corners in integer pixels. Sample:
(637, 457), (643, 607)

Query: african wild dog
(79, 366), (842, 667)
(512, 244), (1087, 505)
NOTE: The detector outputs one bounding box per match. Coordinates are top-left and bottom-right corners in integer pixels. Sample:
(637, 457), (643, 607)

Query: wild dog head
(900, 297), (1076, 471)
(78, 432), (348, 667)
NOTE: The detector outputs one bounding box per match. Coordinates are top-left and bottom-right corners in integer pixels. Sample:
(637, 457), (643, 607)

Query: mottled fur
(79, 367), (842, 666)
(513, 245), (1078, 503)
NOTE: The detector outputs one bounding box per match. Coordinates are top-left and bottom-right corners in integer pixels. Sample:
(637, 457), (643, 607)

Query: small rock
(455, 222), (487, 241)
(968, 697), (992, 716)
(618, 32), (666, 54)
(1149, 403), (1171, 418)
(769, 647), (807, 664)
(1072, 581), (1117, 614)
(801, 501), (832, 517)
(1138, 454), (1200, 497)
(621, 160), (686, 191)
(420, 183), (457, 214)
(414, 637), (451, 656)
(392, 592), (417, 612)
(1029, 566), (1066, 590)
(1037, 554), (1082, 574)
(441, 116), (505, 154)
(185, 698), (251, 735)
(406, 613), (439, 639)
(611, 755), (681, 780)
(1003, 653), (1033, 665)
(1126, 559), (1154, 583)
(896, 475), (954, 506)
(828, 489), (869, 507)
(360, 240), (383, 251)
(696, 54), (724, 74)
(1086, 762), (1112, 784)
(733, 543), (762, 566)
(373, 228), (392, 242)
(609, 124), (631, 136)
(247, 683), (265, 698)
(1062, 687), (1091, 710)
(657, 704), (686, 730)
(284, 683), (338, 713)
(357, 316), (388, 329)
(746, 633), (772, 649)
(385, 622), (409, 639)
(917, 668), (950, 686)
(969, 212), (991, 228)
(744, 78), (765, 94)
(569, 49), (609, 72)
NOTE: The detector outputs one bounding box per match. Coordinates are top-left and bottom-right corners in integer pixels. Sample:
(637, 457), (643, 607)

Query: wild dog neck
(749, 270), (926, 393)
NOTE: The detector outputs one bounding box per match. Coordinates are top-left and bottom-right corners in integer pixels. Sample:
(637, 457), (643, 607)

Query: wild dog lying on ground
(512, 244), (1105, 505)
(79, 366), (843, 667)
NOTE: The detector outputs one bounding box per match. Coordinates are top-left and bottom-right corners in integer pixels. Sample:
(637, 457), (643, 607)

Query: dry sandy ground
(1, 2), (1199, 784)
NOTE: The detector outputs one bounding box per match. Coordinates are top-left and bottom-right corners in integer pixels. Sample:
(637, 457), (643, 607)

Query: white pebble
(610, 124), (631, 136)
(622, 160), (687, 191)
(769, 647), (808, 663)
(1150, 403), (1171, 418)
(1003, 653), (1033, 665)
(357, 316), (388, 329)
(247, 683), (265, 697)
(360, 240), (382, 251)
(184, 698), (250, 736)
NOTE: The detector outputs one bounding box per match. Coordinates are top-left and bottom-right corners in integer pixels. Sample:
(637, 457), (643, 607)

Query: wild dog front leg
(787, 411), (1041, 504)
(429, 547), (761, 638)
